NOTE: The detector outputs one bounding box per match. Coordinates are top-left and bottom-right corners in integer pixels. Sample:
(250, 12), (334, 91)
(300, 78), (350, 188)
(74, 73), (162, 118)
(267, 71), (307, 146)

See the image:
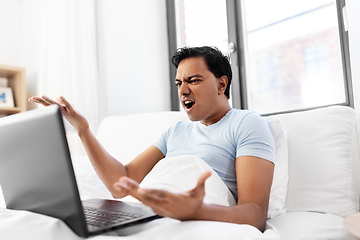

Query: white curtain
(38, 0), (99, 131)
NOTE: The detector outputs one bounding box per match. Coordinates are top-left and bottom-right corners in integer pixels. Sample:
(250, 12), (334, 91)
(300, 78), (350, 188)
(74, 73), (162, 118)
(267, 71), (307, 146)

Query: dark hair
(171, 46), (232, 99)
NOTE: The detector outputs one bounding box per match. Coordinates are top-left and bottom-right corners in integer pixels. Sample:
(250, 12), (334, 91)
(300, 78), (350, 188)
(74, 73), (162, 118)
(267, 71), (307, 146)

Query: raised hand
(113, 171), (212, 220)
(28, 96), (89, 133)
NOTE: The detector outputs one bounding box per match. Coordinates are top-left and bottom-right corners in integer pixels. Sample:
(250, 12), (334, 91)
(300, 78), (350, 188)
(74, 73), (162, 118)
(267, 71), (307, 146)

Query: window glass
(242, 0), (346, 113)
(175, 0), (228, 52)
(172, 0), (349, 114)
(174, 0), (231, 107)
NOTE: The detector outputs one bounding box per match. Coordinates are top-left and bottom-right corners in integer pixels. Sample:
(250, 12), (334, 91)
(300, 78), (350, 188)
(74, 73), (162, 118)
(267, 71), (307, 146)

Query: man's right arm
(29, 95), (164, 198)
(77, 126), (164, 198)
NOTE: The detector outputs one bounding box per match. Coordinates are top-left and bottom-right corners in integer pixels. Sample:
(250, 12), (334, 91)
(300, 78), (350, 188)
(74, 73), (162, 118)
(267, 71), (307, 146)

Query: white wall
(0, 0), (22, 66)
(97, 0), (171, 119)
(21, 0), (43, 110)
(0, 0), (42, 112)
(0, 0), (171, 124)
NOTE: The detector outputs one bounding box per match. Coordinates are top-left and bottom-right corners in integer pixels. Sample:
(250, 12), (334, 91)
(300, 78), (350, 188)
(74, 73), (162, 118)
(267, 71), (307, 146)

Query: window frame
(166, 0), (180, 111)
(166, 0), (353, 115)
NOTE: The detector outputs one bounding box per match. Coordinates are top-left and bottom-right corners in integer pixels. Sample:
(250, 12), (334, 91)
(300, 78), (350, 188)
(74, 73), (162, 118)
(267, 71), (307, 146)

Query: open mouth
(184, 100), (195, 110)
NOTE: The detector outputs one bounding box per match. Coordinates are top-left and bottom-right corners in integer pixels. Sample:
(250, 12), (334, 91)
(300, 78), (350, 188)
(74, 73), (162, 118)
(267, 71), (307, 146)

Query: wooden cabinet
(0, 65), (26, 116)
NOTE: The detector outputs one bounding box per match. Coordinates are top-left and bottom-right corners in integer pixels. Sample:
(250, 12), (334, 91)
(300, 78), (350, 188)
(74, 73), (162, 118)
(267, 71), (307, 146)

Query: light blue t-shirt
(153, 109), (275, 201)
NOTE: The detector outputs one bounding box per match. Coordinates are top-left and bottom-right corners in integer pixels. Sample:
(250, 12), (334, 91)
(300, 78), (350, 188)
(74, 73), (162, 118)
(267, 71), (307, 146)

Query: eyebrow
(175, 74), (203, 82)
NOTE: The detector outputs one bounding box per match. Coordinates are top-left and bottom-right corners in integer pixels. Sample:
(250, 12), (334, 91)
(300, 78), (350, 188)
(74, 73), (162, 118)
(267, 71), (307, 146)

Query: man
(29, 46), (275, 231)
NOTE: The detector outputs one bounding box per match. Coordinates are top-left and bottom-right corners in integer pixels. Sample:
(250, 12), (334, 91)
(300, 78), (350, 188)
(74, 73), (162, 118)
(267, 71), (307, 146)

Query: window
(256, 57), (278, 92)
(167, 0), (353, 114)
(174, 0), (228, 51)
(167, 0), (230, 110)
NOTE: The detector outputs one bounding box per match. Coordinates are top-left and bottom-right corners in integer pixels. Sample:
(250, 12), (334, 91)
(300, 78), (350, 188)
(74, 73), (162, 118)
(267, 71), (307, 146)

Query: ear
(218, 76), (228, 95)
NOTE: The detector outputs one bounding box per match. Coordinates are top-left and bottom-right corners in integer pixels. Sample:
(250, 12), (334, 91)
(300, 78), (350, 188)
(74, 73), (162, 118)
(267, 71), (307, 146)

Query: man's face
(175, 56), (227, 125)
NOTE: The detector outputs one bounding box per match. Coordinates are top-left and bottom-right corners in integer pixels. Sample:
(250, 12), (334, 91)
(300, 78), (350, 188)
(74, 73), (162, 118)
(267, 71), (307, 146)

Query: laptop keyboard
(83, 206), (142, 227)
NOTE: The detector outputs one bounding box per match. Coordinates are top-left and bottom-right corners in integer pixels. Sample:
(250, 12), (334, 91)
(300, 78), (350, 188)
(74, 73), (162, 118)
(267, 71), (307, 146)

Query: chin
(185, 112), (202, 122)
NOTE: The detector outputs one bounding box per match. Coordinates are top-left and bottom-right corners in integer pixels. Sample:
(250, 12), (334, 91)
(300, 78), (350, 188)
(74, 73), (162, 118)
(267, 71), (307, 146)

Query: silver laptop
(0, 105), (159, 237)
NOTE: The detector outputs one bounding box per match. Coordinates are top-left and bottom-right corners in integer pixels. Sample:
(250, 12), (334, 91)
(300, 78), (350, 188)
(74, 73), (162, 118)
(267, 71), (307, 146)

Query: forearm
(195, 202), (267, 232)
(29, 95), (130, 197)
(77, 127), (127, 198)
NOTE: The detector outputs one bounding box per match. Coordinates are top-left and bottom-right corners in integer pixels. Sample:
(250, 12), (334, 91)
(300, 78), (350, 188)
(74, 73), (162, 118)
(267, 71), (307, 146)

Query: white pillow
(140, 155), (237, 207)
(268, 212), (353, 239)
(275, 106), (360, 217)
(96, 111), (189, 165)
(71, 155), (113, 200)
(264, 117), (289, 218)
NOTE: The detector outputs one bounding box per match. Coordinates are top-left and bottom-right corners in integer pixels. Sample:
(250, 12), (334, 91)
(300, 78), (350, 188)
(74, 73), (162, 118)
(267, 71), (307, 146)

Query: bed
(0, 105), (359, 239)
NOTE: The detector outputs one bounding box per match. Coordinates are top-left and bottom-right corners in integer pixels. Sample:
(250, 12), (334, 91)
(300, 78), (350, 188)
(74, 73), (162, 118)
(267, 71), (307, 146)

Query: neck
(200, 102), (231, 126)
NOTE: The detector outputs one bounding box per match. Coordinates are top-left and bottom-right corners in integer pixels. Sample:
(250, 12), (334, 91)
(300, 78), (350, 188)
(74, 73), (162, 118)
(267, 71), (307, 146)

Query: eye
(189, 79), (200, 84)
(175, 81), (182, 87)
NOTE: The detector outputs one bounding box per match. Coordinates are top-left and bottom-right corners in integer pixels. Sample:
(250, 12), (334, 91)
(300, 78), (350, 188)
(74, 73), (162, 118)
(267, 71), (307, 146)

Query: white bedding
(0, 208), (280, 240)
(1, 153), (355, 240)
(0, 155), (280, 240)
(268, 212), (356, 240)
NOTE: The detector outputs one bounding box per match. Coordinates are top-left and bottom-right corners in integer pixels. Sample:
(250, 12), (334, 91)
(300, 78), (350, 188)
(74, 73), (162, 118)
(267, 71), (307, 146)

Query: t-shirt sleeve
(236, 112), (275, 164)
(153, 128), (169, 157)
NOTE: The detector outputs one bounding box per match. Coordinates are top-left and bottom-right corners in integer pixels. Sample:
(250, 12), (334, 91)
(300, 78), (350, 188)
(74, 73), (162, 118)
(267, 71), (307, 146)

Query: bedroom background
(0, 0), (359, 148)
(0, 0), (171, 133)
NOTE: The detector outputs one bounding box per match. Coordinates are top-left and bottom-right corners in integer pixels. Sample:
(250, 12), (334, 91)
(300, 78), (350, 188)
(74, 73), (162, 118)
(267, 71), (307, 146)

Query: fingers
(56, 96), (74, 111)
(114, 176), (139, 195)
(28, 96), (52, 106)
(28, 95), (64, 108)
(114, 172), (211, 201)
(42, 95), (65, 108)
(113, 178), (168, 216)
(29, 95), (76, 113)
(196, 171), (211, 188)
(113, 175), (209, 220)
(138, 188), (171, 203)
(190, 171), (211, 197)
(113, 177), (169, 204)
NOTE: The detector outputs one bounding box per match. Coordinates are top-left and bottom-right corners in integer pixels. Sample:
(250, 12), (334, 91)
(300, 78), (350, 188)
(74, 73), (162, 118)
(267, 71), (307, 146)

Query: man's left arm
(195, 156), (274, 231)
(113, 155), (274, 232)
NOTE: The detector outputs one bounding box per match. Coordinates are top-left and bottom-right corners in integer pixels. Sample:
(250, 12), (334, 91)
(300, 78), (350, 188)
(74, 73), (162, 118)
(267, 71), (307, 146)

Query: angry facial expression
(175, 56), (229, 125)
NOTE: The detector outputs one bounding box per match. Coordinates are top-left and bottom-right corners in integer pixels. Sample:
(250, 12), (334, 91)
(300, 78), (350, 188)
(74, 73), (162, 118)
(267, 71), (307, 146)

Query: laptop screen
(0, 106), (88, 237)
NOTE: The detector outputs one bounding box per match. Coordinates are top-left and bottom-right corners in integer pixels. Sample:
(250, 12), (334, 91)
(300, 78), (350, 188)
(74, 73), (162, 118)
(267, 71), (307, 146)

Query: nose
(178, 82), (190, 96)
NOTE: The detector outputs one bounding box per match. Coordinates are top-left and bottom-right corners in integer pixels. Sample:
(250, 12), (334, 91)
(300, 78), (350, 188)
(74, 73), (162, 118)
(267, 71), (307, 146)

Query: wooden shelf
(0, 65), (26, 116)
(0, 107), (23, 115)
